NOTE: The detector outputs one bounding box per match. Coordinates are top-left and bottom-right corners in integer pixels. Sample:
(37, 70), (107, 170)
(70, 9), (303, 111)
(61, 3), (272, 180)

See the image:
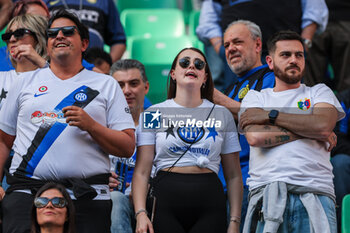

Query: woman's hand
(10, 44), (46, 68)
(136, 212), (154, 233)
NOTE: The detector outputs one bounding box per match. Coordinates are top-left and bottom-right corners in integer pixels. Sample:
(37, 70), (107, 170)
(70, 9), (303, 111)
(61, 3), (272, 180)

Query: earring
(202, 82), (206, 88)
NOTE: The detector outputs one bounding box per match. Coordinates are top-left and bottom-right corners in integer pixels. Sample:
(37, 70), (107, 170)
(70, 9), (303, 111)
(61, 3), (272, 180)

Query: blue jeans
(255, 194), (337, 233)
(331, 154), (350, 232)
(110, 191), (135, 233)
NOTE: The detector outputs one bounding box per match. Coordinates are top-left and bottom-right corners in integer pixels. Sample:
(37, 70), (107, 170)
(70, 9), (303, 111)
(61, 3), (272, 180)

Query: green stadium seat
(116, 0), (178, 13)
(121, 9), (185, 39)
(0, 27), (7, 48)
(182, 0), (193, 25)
(188, 10), (200, 36)
(130, 36), (193, 104)
(342, 194), (350, 233)
(190, 36), (204, 53)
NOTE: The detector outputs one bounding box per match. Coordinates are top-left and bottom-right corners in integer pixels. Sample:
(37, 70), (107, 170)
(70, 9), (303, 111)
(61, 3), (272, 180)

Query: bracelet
(230, 216), (241, 224)
(135, 208), (148, 218)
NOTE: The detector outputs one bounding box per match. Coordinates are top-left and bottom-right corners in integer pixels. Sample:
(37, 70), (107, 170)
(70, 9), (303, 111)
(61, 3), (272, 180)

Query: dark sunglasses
(34, 197), (67, 208)
(1, 28), (35, 42)
(47, 26), (78, 38)
(178, 57), (206, 70)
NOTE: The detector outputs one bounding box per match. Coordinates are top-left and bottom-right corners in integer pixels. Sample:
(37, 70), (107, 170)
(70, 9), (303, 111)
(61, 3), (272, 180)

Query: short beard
(227, 54), (255, 77)
(274, 65), (304, 84)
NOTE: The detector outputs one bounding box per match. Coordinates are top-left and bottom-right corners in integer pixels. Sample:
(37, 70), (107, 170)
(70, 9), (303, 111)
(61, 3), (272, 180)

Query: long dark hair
(167, 47), (214, 102)
(31, 182), (76, 233)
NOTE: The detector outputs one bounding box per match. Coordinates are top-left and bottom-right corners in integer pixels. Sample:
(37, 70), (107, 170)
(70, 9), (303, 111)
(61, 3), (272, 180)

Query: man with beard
(213, 20), (275, 231)
(238, 30), (345, 233)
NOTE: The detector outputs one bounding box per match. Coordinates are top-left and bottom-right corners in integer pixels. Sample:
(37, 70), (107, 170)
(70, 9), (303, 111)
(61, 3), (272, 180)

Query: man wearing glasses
(0, 9), (135, 233)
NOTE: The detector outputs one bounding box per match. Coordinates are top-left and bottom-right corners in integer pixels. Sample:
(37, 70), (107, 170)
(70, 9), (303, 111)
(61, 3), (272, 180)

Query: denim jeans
(255, 194), (337, 233)
(110, 191), (135, 233)
(331, 154), (350, 232)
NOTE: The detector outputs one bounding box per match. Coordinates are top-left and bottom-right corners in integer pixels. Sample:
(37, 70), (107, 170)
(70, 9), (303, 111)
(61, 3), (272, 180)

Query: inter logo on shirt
(177, 127), (204, 143)
(74, 92), (88, 102)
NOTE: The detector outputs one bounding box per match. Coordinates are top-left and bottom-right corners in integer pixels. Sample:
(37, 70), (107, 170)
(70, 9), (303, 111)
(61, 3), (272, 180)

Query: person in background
(0, 14), (48, 108)
(0, 0), (95, 72)
(31, 182), (76, 233)
(108, 59), (150, 233)
(196, 0), (328, 92)
(0, 0), (12, 30)
(331, 88), (350, 232)
(133, 47), (243, 233)
(85, 47), (113, 75)
(43, 0), (126, 62)
(304, 0), (350, 92)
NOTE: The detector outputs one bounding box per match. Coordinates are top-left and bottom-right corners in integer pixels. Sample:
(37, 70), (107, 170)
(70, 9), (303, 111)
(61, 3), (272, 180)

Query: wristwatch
(302, 38), (312, 49)
(268, 110), (279, 125)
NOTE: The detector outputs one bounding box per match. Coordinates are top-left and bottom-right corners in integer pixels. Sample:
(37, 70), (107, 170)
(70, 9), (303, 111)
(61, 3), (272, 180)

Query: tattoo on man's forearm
(278, 127), (288, 133)
(264, 138), (272, 145)
(263, 125), (271, 130)
(275, 135), (290, 143)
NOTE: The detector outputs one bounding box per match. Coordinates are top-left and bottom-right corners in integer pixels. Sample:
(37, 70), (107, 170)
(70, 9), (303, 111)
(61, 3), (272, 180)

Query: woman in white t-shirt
(0, 14), (48, 109)
(132, 47), (243, 233)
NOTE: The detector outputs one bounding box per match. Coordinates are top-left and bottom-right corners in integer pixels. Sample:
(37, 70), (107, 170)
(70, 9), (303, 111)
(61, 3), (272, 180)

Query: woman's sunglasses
(178, 57), (206, 70)
(47, 26), (77, 38)
(34, 197), (67, 208)
(1, 28), (35, 42)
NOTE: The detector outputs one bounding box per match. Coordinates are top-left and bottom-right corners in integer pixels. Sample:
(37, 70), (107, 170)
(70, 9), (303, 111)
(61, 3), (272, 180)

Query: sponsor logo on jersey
(238, 84), (249, 99)
(297, 98), (311, 110)
(74, 92), (88, 102)
(143, 110), (161, 129)
(34, 93), (48, 97)
(49, 0), (60, 6)
(177, 126), (204, 143)
(31, 110), (66, 124)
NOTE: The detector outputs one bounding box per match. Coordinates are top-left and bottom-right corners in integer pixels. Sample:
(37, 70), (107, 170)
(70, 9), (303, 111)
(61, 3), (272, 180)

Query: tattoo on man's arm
(275, 135), (290, 143)
(263, 125), (271, 130)
(264, 138), (272, 145)
(278, 127), (288, 133)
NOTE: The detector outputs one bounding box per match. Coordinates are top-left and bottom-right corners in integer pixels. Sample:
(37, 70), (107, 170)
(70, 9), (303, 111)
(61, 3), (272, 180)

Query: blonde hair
(6, 14), (48, 66)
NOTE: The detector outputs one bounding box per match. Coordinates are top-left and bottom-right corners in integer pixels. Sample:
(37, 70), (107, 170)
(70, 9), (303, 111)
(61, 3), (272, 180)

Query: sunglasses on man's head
(178, 57), (206, 70)
(47, 26), (77, 38)
(1, 28), (35, 42)
(34, 197), (67, 208)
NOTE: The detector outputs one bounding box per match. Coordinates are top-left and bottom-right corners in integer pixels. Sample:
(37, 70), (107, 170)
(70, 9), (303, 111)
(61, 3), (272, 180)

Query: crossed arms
(239, 102), (338, 150)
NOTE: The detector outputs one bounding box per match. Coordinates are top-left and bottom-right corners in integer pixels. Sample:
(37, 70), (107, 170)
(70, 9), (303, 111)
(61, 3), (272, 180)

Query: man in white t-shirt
(238, 31), (345, 233)
(0, 9), (135, 233)
(108, 59), (150, 233)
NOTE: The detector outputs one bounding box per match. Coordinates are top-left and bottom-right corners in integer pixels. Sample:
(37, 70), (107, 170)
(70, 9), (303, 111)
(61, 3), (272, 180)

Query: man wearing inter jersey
(0, 9), (135, 233)
(239, 31), (345, 233)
